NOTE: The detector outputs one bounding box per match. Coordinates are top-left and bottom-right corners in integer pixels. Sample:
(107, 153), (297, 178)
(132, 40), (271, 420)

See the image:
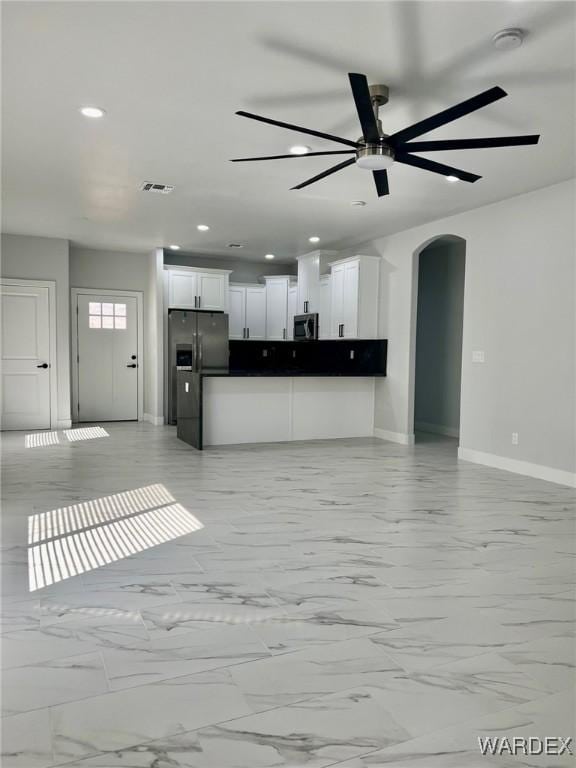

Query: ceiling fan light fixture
(289, 145), (311, 155)
(356, 145), (395, 171)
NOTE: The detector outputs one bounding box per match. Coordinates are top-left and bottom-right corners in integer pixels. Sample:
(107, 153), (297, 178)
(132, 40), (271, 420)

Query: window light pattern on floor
(64, 426), (109, 441)
(25, 431), (60, 448)
(28, 484), (175, 543)
(27, 484), (203, 591)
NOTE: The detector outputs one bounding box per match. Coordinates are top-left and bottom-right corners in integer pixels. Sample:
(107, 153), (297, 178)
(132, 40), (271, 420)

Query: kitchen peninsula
(177, 339), (387, 449)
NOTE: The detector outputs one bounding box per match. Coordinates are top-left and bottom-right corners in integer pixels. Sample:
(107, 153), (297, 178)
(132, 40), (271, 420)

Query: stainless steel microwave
(294, 313), (319, 341)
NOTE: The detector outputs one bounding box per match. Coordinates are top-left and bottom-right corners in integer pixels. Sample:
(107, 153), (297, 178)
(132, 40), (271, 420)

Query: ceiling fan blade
(230, 150), (355, 162)
(291, 158), (356, 190)
(235, 111), (360, 148)
(373, 169), (389, 197)
(402, 135), (540, 152)
(387, 87), (507, 146)
(395, 152), (481, 183)
(349, 73), (380, 144)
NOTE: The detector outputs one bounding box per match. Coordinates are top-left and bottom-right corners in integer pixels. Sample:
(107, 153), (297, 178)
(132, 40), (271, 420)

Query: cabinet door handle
(304, 300), (309, 313)
(339, 323), (344, 338)
(197, 295), (201, 308)
(194, 296), (197, 308)
(242, 327), (246, 339)
(283, 328), (286, 340)
(247, 327), (250, 339)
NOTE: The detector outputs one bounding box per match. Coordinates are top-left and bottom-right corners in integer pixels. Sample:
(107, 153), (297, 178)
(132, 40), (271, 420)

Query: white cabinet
(329, 255), (380, 339)
(228, 284), (266, 340)
(228, 285), (247, 340)
(296, 250), (338, 316)
(245, 287), (266, 340)
(296, 254), (318, 314)
(318, 276), (331, 340)
(169, 270), (197, 309)
(264, 276), (295, 340)
(167, 267), (230, 311)
(197, 272), (228, 311)
(287, 285), (298, 340)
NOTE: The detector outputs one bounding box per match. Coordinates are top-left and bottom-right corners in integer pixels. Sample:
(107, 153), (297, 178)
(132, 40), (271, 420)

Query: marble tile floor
(1, 423), (575, 768)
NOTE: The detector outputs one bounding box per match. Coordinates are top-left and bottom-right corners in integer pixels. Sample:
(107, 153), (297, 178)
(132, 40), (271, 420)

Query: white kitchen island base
(202, 376), (376, 446)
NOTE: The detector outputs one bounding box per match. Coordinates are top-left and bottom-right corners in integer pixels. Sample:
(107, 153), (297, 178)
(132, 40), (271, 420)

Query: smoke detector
(491, 28), (524, 51)
(140, 182), (174, 194)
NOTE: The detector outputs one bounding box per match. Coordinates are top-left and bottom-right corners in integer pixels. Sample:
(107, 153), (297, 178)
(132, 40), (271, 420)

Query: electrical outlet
(472, 350), (485, 363)
(512, 432), (519, 445)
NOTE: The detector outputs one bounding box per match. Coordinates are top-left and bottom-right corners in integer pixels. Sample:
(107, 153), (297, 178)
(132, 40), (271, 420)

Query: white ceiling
(2, 1), (575, 262)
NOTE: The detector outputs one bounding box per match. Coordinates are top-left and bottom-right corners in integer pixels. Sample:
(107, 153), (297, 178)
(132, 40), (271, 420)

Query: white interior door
(77, 294), (138, 421)
(1, 282), (52, 430)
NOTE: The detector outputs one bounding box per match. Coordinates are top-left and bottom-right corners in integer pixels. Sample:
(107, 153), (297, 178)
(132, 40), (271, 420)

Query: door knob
(36, 363), (49, 369)
(126, 363), (137, 368)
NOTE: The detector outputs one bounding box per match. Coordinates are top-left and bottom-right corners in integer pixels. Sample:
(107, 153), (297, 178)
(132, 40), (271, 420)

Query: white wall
(69, 246), (163, 421)
(1, 234), (71, 427)
(354, 179), (575, 483)
(415, 238), (465, 436)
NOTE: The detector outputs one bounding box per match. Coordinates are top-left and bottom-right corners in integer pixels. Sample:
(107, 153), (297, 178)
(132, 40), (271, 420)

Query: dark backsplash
(229, 339), (387, 376)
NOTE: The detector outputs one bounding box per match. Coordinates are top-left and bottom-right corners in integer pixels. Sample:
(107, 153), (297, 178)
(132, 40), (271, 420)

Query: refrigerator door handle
(198, 334), (203, 369)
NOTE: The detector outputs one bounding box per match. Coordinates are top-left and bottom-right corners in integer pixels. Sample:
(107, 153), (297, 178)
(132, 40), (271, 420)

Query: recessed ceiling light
(265, 253), (275, 260)
(308, 236), (320, 243)
(197, 224), (210, 231)
(351, 200), (366, 207)
(168, 244), (181, 250)
(446, 175), (460, 183)
(80, 106), (105, 118)
(290, 145), (311, 155)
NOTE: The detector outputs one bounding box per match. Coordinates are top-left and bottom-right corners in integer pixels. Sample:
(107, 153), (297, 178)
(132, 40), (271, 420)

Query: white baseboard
(374, 428), (415, 446)
(143, 413), (164, 426)
(55, 418), (72, 429)
(458, 447), (576, 488)
(416, 421), (459, 438)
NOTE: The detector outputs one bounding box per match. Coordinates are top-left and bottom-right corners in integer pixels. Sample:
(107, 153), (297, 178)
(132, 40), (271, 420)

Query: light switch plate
(472, 350), (485, 363)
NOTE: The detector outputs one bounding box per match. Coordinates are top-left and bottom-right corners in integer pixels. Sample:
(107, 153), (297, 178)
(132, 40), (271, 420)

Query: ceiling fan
(231, 73), (540, 197)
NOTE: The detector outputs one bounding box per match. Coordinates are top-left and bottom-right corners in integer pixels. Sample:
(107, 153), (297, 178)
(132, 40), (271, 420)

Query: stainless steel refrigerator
(168, 309), (229, 425)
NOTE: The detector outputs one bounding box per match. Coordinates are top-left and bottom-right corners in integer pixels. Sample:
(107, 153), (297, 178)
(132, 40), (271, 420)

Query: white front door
(1, 282), (52, 430)
(77, 294), (139, 421)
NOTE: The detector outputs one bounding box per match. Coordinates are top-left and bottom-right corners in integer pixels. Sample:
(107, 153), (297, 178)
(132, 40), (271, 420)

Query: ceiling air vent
(140, 182), (174, 194)
(227, 243), (244, 248)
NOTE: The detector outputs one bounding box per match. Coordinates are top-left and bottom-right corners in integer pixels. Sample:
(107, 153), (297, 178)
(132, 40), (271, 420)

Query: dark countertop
(200, 370), (386, 377)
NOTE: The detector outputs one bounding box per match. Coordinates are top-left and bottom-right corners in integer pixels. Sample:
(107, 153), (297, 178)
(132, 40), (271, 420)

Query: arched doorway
(411, 235), (466, 444)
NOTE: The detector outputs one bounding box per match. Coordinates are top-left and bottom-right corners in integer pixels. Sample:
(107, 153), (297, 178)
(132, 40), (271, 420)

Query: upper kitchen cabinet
(166, 266), (231, 311)
(264, 276), (296, 340)
(296, 250), (337, 314)
(228, 284), (266, 340)
(329, 255), (380, 339)
(287, 284), (298, 340)
(318, 275), (331, 340)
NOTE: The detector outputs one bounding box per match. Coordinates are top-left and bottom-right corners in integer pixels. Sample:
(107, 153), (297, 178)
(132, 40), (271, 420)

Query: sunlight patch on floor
(27, 484), (203, 591)
(64, 426), (110, 441)
(25, 431), (60, 448)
